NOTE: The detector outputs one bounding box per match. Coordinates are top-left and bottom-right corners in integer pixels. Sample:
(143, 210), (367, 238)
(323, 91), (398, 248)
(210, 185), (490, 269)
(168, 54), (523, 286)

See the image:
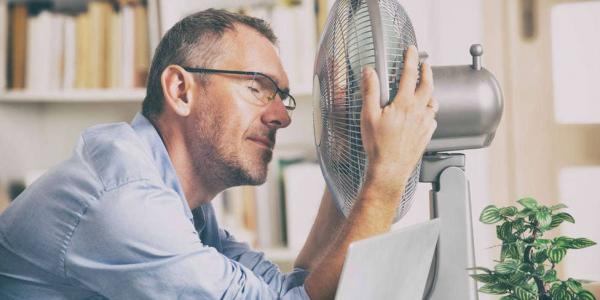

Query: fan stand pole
(420, 153), (479, 300)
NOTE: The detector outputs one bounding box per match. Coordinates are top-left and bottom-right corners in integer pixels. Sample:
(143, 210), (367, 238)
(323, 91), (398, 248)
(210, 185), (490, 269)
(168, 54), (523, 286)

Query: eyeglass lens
(250, 74), (294, 113)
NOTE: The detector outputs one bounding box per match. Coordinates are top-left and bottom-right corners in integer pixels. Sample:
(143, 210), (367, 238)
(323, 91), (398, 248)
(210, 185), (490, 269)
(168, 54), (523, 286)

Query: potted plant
(471, 197), (597, 300)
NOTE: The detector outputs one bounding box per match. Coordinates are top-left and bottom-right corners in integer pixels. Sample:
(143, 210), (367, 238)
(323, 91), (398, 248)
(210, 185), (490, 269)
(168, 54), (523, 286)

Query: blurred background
(0, 0), (598, 297)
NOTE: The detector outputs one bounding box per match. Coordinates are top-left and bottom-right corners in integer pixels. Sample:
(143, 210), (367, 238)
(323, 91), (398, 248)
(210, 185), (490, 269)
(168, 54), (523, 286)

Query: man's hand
(360, 45), (438, 202)
(302, 45), (438, 300)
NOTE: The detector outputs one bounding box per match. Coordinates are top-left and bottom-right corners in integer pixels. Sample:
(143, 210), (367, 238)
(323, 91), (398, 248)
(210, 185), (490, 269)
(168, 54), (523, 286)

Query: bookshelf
(0, 0), (325, 269)
(0, 89), (145, 103)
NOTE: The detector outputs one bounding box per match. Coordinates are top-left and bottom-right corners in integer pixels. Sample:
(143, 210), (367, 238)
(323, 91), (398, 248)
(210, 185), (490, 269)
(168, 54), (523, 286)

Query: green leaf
(481, 205), (503, 224)
(550, 203), (568, 211)
(466, 266), (492, 273)
(527, 281), (539, 294)
(576, 290), (597, 300)
(479, 283), (509, 295)
(470, 273), (497, 284)
(499, 206), (519, 217)
(495, 260), (520, 274)
(571, 238), (597, 249)
(565, 278), (583, 293)
(518, 197), (538, 210)
(514, 285), (536, 300)
(508, 271), (529, 285)
(551, 212), (576, 228)
(513, 218), (526, 232)
(555, 236), (576, 248)
(548, 247), (567, 263)
(550, 283), (569, 299)
(534, 238), (552, 248)
(509, 244), (521, 259)
(534, 265), (546, 277)
(519, 262), (535, 275)
(536, 209), (552, 229)
(532, 249), (548, 263)
(497, 222), (515, 242)
(501, 243), (520, 260)
(552, 284), (575, 300)
(543, 269), (558, 282)
(518, 208), (535, 218)
(500, 296), (520, 300)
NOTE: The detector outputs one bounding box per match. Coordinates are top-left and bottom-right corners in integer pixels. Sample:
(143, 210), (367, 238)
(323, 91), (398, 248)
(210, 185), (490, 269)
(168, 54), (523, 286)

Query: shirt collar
(131, 112), (193, 221)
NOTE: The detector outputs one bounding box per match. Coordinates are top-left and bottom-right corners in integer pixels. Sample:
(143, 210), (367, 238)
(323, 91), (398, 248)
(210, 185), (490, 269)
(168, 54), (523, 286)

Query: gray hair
(142, 9), (278, 120)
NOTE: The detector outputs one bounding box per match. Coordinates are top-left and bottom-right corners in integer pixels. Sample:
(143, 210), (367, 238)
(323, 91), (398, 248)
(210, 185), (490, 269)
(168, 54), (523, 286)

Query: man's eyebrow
(259, 72), (291, 94)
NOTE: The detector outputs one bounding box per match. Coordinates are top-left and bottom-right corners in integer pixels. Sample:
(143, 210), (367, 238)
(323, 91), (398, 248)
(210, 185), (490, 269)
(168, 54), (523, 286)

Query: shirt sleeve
(63, 179), (310, 300)
(217, 227), (310, 296)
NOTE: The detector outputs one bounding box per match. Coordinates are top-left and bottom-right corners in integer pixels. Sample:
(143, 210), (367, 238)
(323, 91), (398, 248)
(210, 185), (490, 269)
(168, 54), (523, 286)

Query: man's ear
(160, 65), (195, 117)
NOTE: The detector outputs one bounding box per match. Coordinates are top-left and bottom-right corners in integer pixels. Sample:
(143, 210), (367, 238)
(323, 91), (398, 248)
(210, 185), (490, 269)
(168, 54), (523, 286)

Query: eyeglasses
(182, 67), (296, 115)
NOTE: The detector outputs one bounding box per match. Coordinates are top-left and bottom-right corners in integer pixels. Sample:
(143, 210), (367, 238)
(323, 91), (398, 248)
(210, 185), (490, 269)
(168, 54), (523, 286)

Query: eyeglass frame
(181, 67), (297, 113)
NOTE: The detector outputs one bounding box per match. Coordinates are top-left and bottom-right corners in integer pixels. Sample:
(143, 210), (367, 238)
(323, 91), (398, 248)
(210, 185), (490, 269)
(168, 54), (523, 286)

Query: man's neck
(152, 116), (223, 210)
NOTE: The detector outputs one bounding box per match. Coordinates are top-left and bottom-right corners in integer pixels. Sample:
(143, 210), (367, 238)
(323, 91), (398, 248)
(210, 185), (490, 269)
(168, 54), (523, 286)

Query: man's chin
(246, 166), (268, 185)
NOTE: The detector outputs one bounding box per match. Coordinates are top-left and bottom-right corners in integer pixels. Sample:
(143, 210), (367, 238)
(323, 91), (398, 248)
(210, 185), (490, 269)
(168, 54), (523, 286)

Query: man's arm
(301, 45), (438, 300)
(65, 180), (309, 300)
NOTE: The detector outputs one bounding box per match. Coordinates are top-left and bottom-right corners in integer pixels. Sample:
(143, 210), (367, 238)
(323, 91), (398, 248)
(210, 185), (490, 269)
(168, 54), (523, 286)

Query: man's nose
(261, 97), (291, 129)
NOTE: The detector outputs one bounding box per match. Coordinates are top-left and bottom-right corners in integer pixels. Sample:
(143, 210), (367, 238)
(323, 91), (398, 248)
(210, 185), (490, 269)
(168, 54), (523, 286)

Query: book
(242, 186), (257, 238)
(107, 9), (122, 88)
(62, 16), (76, 89)
(133, 3), (149, 87)
(0, 0), (7, 91)
(222, 186), (257, 245)
(75, 11), (90, 88)
(49, 14), (65, 90)
(271, 0), (316, 95)
(88, 1), (112, 88)
(8, 3), (27, 89)
(255, 179), (277, 247)
(26, 11), (55, 90)
(120, 4), (134, 88)
(146, 0), (160, 59)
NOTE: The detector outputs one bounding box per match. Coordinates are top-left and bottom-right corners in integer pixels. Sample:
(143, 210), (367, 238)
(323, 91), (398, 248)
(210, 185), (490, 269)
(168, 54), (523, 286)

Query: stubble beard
(185, 109), (273, 189)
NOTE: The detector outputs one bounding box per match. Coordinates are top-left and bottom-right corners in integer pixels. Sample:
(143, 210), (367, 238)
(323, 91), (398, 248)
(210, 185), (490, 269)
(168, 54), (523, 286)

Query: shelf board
(0, 89), (312, 103)
(0, 89), (146, 103)
(201, 0), (276, 10)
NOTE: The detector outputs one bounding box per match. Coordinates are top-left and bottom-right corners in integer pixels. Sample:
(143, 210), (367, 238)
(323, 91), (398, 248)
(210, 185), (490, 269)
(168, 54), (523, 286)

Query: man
(0, 9), (437, 300)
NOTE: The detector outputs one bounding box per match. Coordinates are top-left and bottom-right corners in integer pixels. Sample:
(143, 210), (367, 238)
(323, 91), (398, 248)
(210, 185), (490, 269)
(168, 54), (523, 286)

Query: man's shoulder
(78, 122), (160, 191)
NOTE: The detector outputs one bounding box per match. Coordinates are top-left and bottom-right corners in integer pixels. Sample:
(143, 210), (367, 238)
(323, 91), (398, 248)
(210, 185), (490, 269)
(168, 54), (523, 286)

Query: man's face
(184, 25), (291, 187)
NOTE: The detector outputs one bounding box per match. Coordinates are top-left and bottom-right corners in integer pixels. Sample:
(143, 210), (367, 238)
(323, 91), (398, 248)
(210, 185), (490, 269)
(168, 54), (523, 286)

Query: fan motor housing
(427, 63), (504, 152)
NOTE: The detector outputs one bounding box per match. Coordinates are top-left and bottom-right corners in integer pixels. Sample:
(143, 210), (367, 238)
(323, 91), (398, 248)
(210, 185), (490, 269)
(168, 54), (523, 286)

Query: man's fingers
(397, 45), (419, 101)
(361, 67), (381, 120)
(416, 62), (434, 104)
(427, 97), (439, 113)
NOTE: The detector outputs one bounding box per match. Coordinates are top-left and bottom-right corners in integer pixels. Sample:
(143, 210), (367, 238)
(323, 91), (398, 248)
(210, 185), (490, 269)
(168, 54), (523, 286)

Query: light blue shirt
(0, 113), (310, 299)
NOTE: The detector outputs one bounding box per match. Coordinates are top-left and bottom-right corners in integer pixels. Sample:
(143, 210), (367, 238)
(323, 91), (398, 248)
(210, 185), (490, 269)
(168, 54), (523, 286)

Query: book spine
(107, 10), (122, 89)
(9, 3), (28, 89)
(120, 5), (134, 89)
(50, 14), (65, 90)
(0, 0), (7, 91)
(75, 12), (90, 89)
(88, 1), (112, 89)
(132, 4), (149, 87)
(62, 16), (76, 90)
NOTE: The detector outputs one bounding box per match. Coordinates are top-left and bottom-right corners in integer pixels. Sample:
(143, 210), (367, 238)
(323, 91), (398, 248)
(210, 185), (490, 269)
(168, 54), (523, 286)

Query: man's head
(143, 9), (292, 190)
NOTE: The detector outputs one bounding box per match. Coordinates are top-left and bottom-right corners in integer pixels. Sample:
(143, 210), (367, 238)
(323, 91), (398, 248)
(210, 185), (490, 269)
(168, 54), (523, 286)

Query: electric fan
(313, 0), (503, 299)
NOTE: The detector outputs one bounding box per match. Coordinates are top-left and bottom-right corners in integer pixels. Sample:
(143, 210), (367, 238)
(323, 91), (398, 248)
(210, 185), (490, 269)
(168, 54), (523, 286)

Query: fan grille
(314, 0), (420, 221)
